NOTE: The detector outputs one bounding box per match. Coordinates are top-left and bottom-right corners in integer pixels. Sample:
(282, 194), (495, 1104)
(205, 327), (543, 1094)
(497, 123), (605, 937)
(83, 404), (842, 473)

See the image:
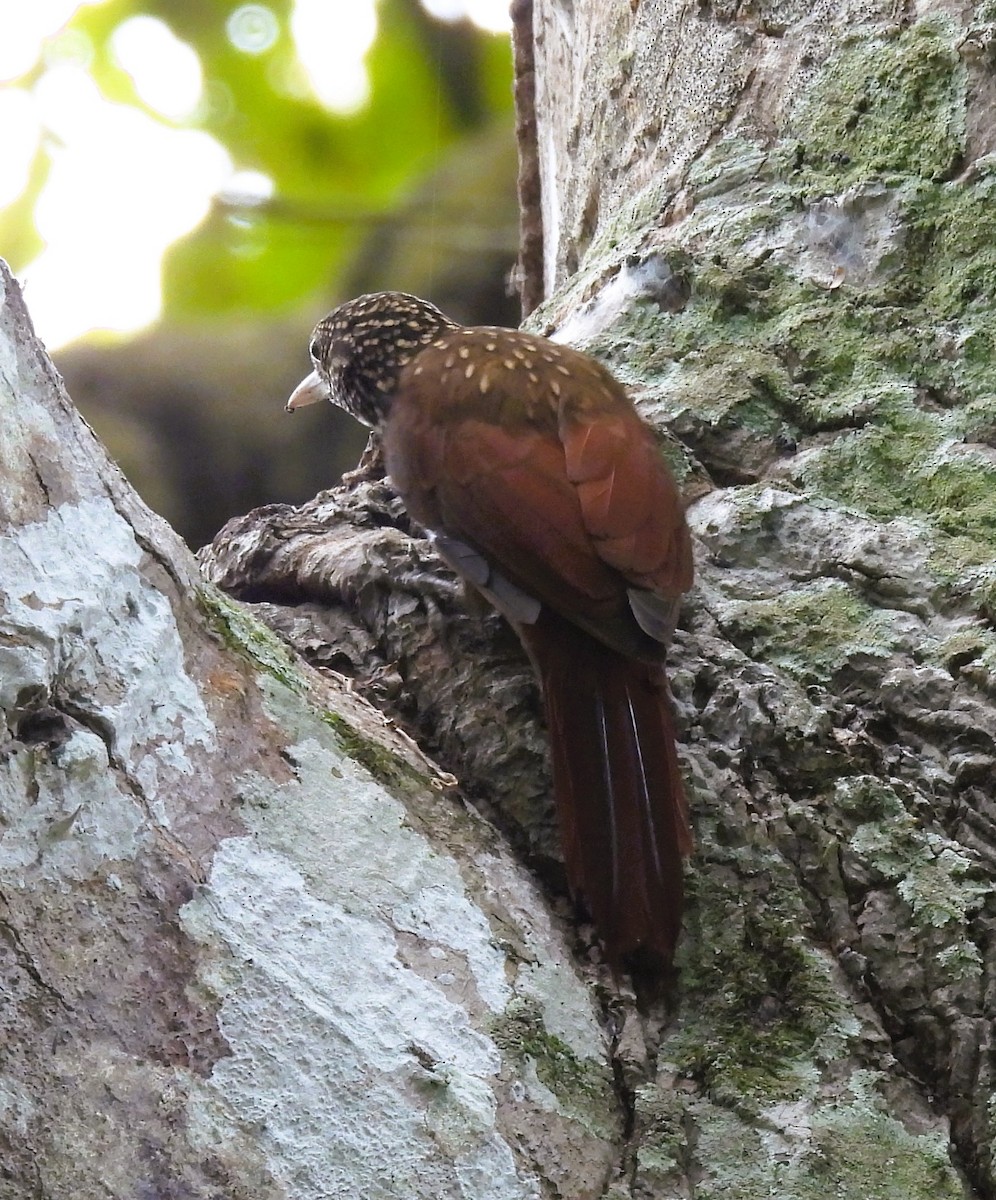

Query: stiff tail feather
(519, 611), (691, 970)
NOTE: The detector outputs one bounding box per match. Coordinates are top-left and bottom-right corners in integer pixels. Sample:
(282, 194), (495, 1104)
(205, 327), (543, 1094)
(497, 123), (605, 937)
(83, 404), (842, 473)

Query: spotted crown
(308, 292), (458, 427)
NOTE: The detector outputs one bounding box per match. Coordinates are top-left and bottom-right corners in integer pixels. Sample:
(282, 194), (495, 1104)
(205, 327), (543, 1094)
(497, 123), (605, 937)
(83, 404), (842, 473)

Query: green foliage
(0, 145), (48, 270)
(4, 0), (513, 320)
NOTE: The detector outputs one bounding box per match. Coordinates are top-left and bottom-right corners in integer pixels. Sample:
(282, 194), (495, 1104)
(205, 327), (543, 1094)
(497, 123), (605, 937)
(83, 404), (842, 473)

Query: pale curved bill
(286, 370), (330, 411)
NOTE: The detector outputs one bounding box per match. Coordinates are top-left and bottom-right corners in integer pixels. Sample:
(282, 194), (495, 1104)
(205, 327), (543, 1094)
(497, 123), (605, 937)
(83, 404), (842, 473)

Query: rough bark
(528, 2), (994, 1195)
(512, 0), (545, 316)
(203, 2), (996, 1198)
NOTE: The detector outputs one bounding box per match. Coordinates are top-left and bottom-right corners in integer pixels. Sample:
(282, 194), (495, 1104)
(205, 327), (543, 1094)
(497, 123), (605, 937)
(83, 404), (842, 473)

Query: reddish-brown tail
(519, 610), (691, 971)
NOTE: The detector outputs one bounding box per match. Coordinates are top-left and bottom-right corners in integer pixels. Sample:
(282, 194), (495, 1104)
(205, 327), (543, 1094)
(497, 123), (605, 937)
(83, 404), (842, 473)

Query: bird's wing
(389, 412), (687, 658)
(432, 417), (626, 621)
(386, 332), (692, 655)
(558, 407), (693, 598)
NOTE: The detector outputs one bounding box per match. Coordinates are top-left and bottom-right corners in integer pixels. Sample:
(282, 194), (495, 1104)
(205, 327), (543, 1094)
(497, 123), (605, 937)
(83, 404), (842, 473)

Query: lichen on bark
(515, 2), (996, 1194)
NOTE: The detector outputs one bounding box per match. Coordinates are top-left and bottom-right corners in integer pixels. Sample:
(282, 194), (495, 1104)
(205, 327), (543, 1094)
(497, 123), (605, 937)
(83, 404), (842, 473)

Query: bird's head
(286, 291), (457, 427)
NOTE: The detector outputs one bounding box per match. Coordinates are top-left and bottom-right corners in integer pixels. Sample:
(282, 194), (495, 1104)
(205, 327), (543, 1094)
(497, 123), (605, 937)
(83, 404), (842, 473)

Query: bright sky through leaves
(422, 0), (509, 33)
(0, 0), (511, 349)
(111, 15), (203, 119)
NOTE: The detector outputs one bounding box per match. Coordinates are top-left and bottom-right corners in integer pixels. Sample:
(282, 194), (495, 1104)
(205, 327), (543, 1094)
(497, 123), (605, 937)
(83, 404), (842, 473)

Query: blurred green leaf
(0, 144), (49, 272)
(2, 0), (513, 323)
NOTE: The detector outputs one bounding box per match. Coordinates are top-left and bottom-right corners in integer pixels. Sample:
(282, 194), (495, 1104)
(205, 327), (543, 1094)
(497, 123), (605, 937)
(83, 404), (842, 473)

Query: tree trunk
(525, 3), (996, 1194)
(4, 3), (996, 1199)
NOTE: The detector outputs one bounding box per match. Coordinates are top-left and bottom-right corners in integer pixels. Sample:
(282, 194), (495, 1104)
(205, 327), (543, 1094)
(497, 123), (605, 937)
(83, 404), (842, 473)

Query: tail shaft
(519, 611), (689, 969)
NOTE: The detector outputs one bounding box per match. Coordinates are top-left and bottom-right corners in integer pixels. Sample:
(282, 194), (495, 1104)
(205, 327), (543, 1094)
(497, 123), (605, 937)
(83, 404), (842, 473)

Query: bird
(287, 291), (694, 973)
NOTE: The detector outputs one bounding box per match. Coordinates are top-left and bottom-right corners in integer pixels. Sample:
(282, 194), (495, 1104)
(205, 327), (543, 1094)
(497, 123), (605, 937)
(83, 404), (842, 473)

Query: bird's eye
(309, 334), (322, 362)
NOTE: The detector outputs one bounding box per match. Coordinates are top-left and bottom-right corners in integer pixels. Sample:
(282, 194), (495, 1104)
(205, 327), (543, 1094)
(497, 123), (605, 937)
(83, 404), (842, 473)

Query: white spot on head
(464, 363), (475, 379)
(458, 346), (470, 359)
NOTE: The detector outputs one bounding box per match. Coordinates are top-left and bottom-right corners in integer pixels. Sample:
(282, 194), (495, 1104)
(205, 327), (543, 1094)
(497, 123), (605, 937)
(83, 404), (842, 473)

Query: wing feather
(385, 337), (692, 656)
(561, 411), (692, 596)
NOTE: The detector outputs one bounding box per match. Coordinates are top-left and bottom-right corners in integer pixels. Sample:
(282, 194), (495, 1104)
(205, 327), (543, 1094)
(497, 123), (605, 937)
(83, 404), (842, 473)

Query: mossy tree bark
(3, 4), (996, 1200)
(521, 2), (996, 1196)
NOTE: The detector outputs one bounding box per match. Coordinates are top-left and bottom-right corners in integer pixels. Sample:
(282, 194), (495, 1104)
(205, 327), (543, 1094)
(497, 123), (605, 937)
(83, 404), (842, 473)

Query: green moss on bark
(669, 913), (844, 1103)
(196, 585), (307, 693)
(489, 997), (617, 1138)
(717, 580), (899, 685)
(319, 710), (431, 796)
(571, 15), (996, 610)
(794, 18), (965, 191)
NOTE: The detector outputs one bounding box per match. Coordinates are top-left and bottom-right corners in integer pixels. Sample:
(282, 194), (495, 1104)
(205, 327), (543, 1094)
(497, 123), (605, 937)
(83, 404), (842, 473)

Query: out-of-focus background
(1, 0), (517, 547)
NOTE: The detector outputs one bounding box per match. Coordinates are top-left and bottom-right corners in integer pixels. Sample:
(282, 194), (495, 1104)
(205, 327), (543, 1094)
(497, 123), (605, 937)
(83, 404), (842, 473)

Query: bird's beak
(285, 369), (330, 412)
